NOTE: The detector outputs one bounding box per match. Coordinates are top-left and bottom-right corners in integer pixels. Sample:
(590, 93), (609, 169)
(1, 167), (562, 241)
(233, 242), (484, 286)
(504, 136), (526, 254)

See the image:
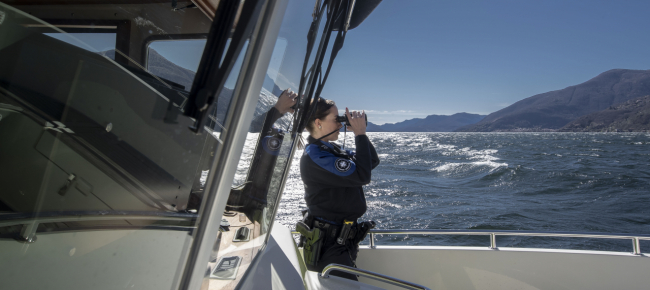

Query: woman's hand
(274, 88), (298, 114)
(345, 107), (367, 136)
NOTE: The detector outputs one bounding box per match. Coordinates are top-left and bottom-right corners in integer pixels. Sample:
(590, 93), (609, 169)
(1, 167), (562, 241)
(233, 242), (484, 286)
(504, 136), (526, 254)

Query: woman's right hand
(345, 107), (367, 136)
(274, 88), (298, 114)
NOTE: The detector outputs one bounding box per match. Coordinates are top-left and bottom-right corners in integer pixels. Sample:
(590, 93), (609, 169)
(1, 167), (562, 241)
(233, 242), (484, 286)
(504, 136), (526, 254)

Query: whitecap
(436, 144), (457, 150)
(430, 161), (508, 173)
(470, 154), (500, 161)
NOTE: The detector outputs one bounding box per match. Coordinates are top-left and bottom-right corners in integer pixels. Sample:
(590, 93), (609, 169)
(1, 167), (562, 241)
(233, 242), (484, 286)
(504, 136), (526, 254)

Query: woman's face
(316, 105), (342, 141)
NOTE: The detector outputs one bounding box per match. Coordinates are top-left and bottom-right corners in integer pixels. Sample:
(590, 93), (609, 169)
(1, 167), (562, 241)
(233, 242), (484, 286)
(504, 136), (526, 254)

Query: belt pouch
(337, 220), (354, 244)
(353, 220), (376, 245)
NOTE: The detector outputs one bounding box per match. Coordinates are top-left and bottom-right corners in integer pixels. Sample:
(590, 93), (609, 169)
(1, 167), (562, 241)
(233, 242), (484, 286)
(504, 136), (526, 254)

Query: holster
(297, 210), (313, 247)
(296, 210), (375, 266)
(295, 220), (323, 267)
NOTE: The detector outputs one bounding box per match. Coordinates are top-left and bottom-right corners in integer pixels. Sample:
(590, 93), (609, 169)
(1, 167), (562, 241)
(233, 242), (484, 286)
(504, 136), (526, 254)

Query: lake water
(276, 132), (650, 252)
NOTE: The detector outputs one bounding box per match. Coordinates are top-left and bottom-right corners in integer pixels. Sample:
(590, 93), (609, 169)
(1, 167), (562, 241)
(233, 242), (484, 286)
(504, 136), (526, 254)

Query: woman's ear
(314, 119), (321, 129)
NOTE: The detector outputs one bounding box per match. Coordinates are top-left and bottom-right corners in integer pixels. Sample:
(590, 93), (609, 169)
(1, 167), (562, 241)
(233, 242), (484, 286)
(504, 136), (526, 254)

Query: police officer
(300, 97), (380, 280)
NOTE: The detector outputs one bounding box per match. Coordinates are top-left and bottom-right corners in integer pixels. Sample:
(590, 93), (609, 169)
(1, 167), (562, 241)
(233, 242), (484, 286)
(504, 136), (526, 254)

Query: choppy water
(276, 133), (650, 251)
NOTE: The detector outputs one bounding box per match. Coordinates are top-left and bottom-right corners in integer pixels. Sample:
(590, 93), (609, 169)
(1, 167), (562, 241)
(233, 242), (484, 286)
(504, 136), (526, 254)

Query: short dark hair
(305, 97), (335, 134)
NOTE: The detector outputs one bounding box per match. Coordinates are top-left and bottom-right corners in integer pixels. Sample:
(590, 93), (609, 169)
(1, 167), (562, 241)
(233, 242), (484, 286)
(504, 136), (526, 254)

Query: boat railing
(293, 229), (650, 255)
(320, 263), (431, 290)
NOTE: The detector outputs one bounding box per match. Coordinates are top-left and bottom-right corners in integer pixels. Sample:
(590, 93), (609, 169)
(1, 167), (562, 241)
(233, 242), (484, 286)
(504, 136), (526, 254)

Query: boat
(0, 0), (648, 289)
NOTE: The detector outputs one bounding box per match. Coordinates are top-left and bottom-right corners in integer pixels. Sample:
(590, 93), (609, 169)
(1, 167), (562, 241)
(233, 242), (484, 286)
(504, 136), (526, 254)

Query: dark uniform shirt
(300, 134), (380, 224)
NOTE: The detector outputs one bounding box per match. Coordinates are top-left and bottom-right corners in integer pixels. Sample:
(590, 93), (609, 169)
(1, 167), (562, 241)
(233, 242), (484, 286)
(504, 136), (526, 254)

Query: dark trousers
(307, 232), (359, 281)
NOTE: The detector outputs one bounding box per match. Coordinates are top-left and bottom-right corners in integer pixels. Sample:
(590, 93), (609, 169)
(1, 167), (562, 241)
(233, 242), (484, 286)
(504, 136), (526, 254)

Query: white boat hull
(356, 246), (650, 290)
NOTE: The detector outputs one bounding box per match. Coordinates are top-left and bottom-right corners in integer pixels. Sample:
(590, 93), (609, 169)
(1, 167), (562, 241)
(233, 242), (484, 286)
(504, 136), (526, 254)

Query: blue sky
(321, 0), (650, 124)
(47, 1), (650, 125)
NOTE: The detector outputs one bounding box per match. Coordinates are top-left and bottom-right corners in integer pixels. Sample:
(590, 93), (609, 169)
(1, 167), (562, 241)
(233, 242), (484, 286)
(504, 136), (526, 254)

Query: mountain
(146, 49), (197, 91)
(559, 95), (650, 132)
(340, 121), (386, 132)
(366, 122), (386, 132)
(458, 69), (650, 132)
(98, 49), (115, 60)
(367, 113), (485, 132)
(263, 73), (284, 97)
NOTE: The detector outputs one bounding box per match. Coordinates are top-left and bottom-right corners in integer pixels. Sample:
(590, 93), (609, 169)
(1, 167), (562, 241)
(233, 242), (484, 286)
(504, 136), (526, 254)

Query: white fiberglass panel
(0, 230), (192, 290)
(356, 246), (650, 290)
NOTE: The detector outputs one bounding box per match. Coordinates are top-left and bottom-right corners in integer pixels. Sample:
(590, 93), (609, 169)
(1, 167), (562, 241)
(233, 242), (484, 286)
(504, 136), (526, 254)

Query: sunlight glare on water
(272, 132), (650, 250)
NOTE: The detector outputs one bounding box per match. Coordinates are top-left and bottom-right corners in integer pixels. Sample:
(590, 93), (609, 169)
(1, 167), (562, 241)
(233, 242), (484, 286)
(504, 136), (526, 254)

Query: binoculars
(336, 114), (368, 126)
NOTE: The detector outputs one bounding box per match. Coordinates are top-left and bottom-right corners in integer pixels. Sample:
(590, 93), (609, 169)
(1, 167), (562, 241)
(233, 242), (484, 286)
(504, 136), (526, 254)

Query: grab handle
(320, 263), (430, 290)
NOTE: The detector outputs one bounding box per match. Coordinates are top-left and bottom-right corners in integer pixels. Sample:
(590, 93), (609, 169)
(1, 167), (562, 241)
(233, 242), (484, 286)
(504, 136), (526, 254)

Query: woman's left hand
(346, 108), (367, 136)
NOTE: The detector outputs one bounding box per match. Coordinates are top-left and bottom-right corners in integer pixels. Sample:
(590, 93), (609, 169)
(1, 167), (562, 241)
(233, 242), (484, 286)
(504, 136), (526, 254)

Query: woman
(299, 97), (380, 280)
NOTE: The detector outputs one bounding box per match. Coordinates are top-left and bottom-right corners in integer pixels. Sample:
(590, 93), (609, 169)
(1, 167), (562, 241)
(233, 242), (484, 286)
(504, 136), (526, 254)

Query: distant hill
(367, 113), (485, 132)
(560, 95), (650, 132)
(263, 73), (284, 97)
(147, 49), (196, 91)
(458, 69), (650, 132)
(366, 122), (386, 132)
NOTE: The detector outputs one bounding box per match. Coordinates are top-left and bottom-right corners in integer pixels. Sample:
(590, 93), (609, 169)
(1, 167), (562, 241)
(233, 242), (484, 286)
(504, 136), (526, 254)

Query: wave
(430, 161), (508, 175)
(276, 132), (650, 248)
(467, 223), (524, 231)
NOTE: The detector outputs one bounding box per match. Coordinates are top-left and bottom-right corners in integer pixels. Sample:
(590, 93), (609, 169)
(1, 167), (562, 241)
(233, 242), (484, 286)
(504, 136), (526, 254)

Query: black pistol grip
(296, 221), (311, 238)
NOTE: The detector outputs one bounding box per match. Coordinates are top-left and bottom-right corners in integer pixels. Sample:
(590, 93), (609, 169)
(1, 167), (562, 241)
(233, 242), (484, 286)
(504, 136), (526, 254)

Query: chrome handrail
(291, 229), (650, 255)
(320, 263), (431, 290)
(367, 229), (650, 255)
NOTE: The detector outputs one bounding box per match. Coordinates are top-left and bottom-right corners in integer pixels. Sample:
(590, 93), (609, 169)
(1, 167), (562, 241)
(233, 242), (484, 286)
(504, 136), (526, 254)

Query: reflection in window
(45, 32), (117, 57)
(0, 2), (238, 289)
(205, 37), (296, 288)
(147, 39), (206, 92)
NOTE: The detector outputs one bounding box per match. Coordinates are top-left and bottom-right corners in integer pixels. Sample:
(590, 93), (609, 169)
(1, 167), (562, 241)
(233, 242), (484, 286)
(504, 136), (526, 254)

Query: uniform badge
(266, 137), (281, 151)
(334, 158), (352, 172)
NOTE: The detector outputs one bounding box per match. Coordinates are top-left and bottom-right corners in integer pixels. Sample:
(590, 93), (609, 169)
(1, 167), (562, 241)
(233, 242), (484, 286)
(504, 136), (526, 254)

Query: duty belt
(312, 219), (358, 245)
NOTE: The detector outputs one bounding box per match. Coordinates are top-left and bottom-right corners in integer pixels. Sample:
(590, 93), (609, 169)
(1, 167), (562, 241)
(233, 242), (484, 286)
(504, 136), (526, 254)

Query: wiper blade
(183, 0), (265, 133)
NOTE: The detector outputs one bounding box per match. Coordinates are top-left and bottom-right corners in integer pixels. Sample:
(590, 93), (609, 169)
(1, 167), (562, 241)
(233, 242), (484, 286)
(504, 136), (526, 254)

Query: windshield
(0, 1), (247, 289)
(0, 2), (216, 214)
(0, 0), (324, 289)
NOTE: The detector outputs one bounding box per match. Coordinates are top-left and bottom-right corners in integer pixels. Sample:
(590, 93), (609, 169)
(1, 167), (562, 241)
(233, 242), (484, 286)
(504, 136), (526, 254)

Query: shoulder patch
(266, 136), (281, 151)
(261, 136), (281, 156)
(334, 158), (352, 172)
(306, 144), (356, 176)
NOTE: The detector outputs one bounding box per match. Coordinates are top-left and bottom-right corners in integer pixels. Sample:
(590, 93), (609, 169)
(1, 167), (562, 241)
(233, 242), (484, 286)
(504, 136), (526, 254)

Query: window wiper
(290, 0), (382, 135)
(292, 0), (354, 135)
(183, 0), (265, 133)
